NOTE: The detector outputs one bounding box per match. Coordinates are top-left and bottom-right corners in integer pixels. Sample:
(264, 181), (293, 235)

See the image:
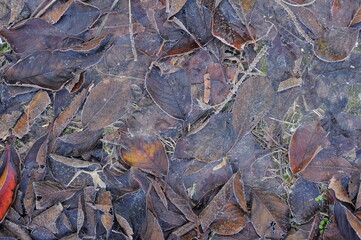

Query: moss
(344, 84), (361, 115)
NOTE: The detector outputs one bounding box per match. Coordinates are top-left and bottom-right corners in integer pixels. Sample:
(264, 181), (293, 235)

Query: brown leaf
(93, 191), (113, 238)
(251, 189), (290, 239)
(314, 27), (358, 62)
(12, 90), (51, 138)
(334, 201), (361, 240)
(210, 201), (246, 235)
(146, 65), (192, 120)
(3, 36), (110, 90)
(199, 172), (244, 231)
(212, 0), (253, 50)
(350, 7), (361, 26)
(168, 0), (187, 18)
(232, 76), (275, 140)
(174, 113), (236, 162)
(53, 0), (100, 35)
(299, 148), (356, 182)
(183, 158), (233, 202)
(52, 87), (88, 140)
(40, 0), (73, 24)
(289, 121), (329, 174)
(0, 111), (21, 140)
(120, 134), (169, 176)
(81, 76), (130, 131)
(0, 18), (73, 56)
(33, 181), (76, 210)
(0, 145), (20, 223)
(329, 176), (354, 205)
(142, 210), (164, 240)
(31, 203), (63, 234)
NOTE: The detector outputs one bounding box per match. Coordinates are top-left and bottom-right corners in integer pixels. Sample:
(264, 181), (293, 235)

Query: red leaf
(0, 145), (20, 222)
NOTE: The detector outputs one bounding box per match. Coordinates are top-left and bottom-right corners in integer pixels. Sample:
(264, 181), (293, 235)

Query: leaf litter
(0, 0), (361, 239)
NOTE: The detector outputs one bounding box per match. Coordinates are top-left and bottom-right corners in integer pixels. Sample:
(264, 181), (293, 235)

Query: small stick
(33, 0), (57, 18)
(128, 0), (138, 61)
(214, 44), (269, 114)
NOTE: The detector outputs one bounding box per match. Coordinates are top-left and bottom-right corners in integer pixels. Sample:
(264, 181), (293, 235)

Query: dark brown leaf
(232, 76), (275, 140)
(81, 76), (130, 130)
(329, 176), (353, 205)
(145, 65), (192, 120)
(53, 0), (100, 35)
(3, 36), (110, 90)
(0, 18), (74, 56)
(288, 177), (321, 224)
(174, 113), (236, 162)
(113, 189), (147, 239)
(141, 210), (164, 240)
(299, 148), (356, 182)
(289, 121), (329, 174)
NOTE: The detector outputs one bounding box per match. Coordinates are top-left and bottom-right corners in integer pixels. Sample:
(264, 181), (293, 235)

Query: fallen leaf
(0, 18), (74, 56)
(199, 172), (245, 232)
(40, 0), (73, 24)
(12, 90), (51, 138)
(329, 176), (353, 205)
(289, 121), (329, 174)
(53, 0), (100, 35)
(209, 201), (246, 235)
(334, 201), (361, 240)
(33, 181), (76, 210)
(299, 148), (356, 182)
(31, 203), (63, 234)
(232, 76), (275, 140)
(314, 27), (358, 62)
(288, 177), (321, 224)
(120, 134), (169, 177)
(0, 145), (20, 223)
(174, 113), (236, 162)
(81, 76), (130, 131)
(113, 189), (147, 239)
(3, 36), (110, 90)
(146, 65), (192, 120)
(141, 210), (164, 240)
(251, 188), (290, 239)
(212, 0), (253, 50)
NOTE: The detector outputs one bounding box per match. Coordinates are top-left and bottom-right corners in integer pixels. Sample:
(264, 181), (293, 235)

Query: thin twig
(33, 0), (57, 18)
(274, 0), (314, 44)
(214, 45), (269, 114)
(128, 0), (138, 61)
(95, 0), (119, 38)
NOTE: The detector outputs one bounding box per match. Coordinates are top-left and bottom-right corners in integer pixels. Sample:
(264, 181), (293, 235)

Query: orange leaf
(0, 145), (19, 222)
(120, 135), (168, 176)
